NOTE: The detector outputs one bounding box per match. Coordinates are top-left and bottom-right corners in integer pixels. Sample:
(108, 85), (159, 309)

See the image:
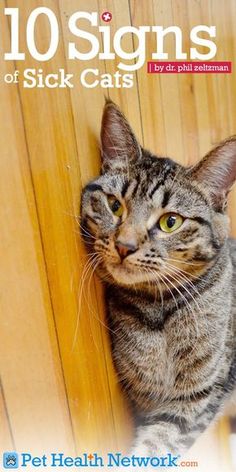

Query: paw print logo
(3, 452), (19, 469)
(6, 456), (16, 466)
(101, 11), (112, 22)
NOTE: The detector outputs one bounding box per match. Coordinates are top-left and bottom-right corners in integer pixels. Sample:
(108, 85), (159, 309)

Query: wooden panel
(98, 0), (142, 140)
(129, 0), (167, 154)
(4, 0), (133, 452)
(187, 0), (236, 242)
(1, 0), (236, 461)
(0, 5), (74, 452)
(187, 0), (212, 158)
(172, 0), (199, 164)
(0, 381), (14, 452)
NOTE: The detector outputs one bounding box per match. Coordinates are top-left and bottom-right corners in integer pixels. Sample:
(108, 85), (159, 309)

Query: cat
(81, 99), (236, 456)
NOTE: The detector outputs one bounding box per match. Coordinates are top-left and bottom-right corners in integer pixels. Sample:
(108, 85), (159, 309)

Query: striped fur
(81, 101), (236, 455)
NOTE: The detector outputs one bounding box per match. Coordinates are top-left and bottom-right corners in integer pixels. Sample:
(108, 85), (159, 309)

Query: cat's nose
(115, 240), (138, 260)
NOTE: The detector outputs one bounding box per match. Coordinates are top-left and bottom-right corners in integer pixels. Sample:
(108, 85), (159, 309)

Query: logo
(3, 452), (19, 469)
(101, 11), (112, 22)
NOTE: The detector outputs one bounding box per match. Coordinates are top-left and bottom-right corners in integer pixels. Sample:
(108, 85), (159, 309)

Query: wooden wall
(0, 0), (235, 469)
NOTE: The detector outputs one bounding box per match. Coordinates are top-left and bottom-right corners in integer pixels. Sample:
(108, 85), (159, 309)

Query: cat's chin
(106, 262), (150, 286)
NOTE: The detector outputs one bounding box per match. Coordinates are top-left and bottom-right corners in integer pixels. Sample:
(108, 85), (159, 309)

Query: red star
(101, 11), (112, 22)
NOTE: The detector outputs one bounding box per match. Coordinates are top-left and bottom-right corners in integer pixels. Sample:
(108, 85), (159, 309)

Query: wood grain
(0, 4), (75, 453)
(0, 380), (14, 452)
(0, 0), (235, 464)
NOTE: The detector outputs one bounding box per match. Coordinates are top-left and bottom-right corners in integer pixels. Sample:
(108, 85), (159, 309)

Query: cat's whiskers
(73, 228), (97, 246)
(164, 257), (203, 267)
(82, 256), (104, 352)
(153, 271), (164, 310)
(64, 210), (97, 240)
(158, 271), (195, 348)
(161, 267), (203, 345)
(163, 262), (211, 312)
(141, 266), (153, 295)
(163, 263), (208, 334)
(157, 278), (164, 313)
(72, 252), (103, 351)
(83, 256), (117, 344)
(145, 266), (163, 308)
(74, 214), (99, 242)
(162, 258), (210, 344)
(78, 247), (123, 338)
(140, 257), (201, 299)
(164, 260), (200, 280)
(86, 257), (122, 337)
(159, 272), (200, 338)
(142, 265), (179, 313)
(80, 253), (116, 326)
(80, 225), (97, 241)
(73, 255), (96, 342)
(64, 210), (98, 247)
(162, 265), (203, 314)
(164, 273), (215, 354)
(63, 209), (81, 223)
(65, 206), (110, 345)
(138, 267), (179, 394)
(158, 272), (179, 312)
(136, 261), (192, 320)
(78, 252), (101, 296)
(162, 263), (215, 352)
(154, 270), (170, 314)
(167, 273), (202, 341)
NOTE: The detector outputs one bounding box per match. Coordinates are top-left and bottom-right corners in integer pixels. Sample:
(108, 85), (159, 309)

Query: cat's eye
(159, 213), (183, 233)
(107, 195), (124, 217)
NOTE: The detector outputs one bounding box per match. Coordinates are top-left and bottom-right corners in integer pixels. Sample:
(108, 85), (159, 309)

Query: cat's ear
(189, 136), (236, 210)
(100, 99), (142, 173)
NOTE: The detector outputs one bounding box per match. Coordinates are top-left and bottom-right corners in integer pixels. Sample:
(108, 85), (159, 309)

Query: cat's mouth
(106, 261), (153, 286)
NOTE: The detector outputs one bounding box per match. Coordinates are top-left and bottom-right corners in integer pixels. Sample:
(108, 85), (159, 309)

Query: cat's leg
(131, 410), (219, 457)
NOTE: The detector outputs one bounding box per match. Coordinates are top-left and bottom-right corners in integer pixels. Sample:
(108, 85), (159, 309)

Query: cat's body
(81, 101), (236, 455)
(107, 238), (236, 453)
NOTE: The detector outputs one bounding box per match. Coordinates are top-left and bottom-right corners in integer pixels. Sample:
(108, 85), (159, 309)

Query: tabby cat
(81, 100), (236, 456)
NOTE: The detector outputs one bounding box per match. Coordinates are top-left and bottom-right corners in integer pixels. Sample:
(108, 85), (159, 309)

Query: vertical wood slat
(171, 0), (199, 165)
(187, 0), (212, 158)
(151, 0), (184, 162)
(129, 0), (167, 155)
(98, 0), (142, 140)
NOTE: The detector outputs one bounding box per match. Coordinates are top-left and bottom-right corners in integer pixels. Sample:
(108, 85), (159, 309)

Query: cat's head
(81, 100), (236, 290)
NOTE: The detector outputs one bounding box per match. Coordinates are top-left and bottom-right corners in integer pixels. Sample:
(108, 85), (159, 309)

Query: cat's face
(81, 101), (236, 290)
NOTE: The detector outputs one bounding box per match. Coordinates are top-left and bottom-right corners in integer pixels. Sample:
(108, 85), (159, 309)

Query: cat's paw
(130, 442), (168, 472)
(131, 440), (167, 457)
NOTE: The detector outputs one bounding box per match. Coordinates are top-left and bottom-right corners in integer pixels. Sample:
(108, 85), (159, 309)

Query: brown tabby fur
(81, 101), (236, 457)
